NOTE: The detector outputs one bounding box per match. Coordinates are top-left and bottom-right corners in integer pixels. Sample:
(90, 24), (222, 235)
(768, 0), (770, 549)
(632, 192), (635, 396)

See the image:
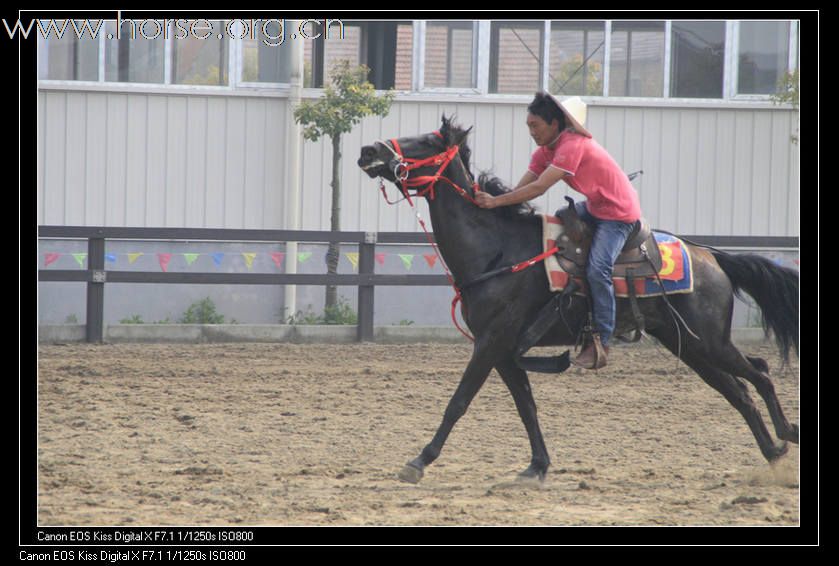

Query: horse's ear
(454, 125), (473, 146)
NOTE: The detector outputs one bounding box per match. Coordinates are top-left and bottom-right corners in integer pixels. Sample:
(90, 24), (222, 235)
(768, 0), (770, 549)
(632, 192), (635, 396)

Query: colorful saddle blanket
(541, 214), (694, 298)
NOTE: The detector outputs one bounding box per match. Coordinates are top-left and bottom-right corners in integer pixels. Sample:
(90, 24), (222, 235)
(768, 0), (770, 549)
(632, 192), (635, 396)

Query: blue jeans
(573, 202), (636, 347)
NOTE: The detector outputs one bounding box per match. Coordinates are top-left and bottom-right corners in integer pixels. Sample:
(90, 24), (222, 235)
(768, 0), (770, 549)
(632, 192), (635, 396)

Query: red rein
(377, 133), (557, 343)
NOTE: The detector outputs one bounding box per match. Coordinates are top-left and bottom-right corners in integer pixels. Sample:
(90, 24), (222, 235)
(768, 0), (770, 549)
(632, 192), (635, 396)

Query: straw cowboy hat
(546, 93), (592, 138)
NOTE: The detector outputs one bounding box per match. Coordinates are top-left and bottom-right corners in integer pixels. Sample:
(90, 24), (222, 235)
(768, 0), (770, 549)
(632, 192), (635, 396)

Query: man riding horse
(475, 93), (642, 370)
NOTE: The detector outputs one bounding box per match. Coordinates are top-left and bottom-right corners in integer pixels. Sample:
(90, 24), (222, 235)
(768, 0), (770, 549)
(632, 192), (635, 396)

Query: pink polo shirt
(529, 130), (641, 223)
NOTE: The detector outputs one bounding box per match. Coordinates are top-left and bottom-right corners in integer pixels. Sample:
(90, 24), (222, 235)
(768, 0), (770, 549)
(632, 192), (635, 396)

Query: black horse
(357, 116), (799, 483)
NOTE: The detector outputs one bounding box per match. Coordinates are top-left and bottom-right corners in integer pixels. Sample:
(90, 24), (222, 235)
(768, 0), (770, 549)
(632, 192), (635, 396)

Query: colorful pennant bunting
(157, 253), (172, 272)
(71, 253), (87, 267)
(345, 252), (359, 271)
(183, 253), (200, 265)
(44, 252), (60, 267)
(242, 252), (257, 269)
(270, 252), (285, 269)
(398, 254), (414, 270)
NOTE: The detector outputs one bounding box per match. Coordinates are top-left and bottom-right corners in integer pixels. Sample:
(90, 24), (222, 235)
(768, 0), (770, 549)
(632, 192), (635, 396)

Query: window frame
(729, 19), (799, 101)
(35, 18), (800, 105)
(487, 19), (547, 95)
(416, 20), (481, 94)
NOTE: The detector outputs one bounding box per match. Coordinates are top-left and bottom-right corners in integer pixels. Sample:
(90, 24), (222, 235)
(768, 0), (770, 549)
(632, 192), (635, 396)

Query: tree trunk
(325, 133), (342, 314)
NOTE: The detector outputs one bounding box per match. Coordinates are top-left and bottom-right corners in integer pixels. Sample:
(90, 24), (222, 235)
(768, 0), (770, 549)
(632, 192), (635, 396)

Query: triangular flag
(127, 252), (143, 264)
(242, 252), (257, 269)
(398, 254), (414, 270)
(270, 252), (285, 269)
(375, 253), (386, 266)
(105, 253), (117, 263)
(345, 252), (359, 271)
(71, 253), (87, 267)
(423, 254), (438, 268)
(158, 253), (172, 272)
(211, 253), (225, 267)
(44, 252), (60, 267)
(183, 253), (200, 265)
(298, 252), (312, 263)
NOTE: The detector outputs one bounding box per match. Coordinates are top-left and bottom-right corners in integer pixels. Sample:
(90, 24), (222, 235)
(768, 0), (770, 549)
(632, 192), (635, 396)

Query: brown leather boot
(573, 334), (609, 369)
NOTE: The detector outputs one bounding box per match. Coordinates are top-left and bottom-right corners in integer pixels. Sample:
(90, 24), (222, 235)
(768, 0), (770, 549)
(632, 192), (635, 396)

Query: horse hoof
(516, 465), (546, 484)
(768, 441), (789, 463)
(781, 423), (799, 444)
(398, 463), (424, 484)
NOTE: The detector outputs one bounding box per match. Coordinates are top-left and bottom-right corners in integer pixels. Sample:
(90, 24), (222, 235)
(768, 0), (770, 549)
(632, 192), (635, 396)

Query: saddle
(554, 217), (663, 279)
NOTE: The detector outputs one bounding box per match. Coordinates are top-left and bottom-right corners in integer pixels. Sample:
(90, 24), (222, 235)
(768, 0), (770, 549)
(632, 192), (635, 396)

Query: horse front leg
(398, 348), (495, 484)
(494, 358), (551, 482)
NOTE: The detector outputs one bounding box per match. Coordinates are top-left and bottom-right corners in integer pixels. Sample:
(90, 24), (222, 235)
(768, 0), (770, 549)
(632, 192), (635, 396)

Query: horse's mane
(476, 173), (538, 219)
(439, 116), (537, 220)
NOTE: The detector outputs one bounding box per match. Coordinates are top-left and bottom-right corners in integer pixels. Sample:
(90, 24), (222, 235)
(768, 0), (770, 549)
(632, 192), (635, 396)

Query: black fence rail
(38, 226), (798, 343)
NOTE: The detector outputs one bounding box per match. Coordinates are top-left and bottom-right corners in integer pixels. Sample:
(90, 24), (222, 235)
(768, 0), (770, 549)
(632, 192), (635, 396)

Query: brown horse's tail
(711, 251), (799, 364)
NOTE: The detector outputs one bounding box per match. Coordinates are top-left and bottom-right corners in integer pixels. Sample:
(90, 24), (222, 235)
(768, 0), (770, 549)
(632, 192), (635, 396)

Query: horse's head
(557, 196), (592, 244)
(357, 114), (473, 190)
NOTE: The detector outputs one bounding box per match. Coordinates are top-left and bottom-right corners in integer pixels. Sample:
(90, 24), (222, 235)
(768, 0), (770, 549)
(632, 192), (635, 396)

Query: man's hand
(475, 192), (497, 209)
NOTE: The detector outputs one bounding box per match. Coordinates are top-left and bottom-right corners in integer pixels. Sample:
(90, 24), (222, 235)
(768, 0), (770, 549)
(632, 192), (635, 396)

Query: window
(306, 21), (412, 89)
(490, 21), (544, 94)
(172, 19), (228, 85)
(104, 20), (165, 83)
(37, 20), (99, 81)
(424, 21), (475, 89)
(394, 23), (414, 90)
(549, 21), (605, 96)
(609, 21), (665, 97)
(670, 21), (725, 98)
(242, 20), (297, 83)
(737, 21), (791, 95)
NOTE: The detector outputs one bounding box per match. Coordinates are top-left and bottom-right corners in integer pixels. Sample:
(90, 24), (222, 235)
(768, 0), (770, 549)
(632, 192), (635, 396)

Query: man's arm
(514, 171), (538, 189)
(476, 167), (566, 209)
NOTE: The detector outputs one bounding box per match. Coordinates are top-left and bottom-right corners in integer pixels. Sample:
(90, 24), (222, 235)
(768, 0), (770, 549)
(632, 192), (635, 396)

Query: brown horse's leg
(398, 350), (494, 484)
(495, 358), (550, 481)
(712, 343), (799, 444)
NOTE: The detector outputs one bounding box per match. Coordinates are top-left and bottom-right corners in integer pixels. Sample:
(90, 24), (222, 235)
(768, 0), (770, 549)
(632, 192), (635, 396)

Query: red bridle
(379, 131), (481, 207)
(374, 130), (558, 343)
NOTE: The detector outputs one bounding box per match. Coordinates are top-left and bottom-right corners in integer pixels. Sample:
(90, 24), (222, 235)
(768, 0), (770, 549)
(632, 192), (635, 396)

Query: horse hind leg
(649, 328), (787, 462)
(712, 343), (799, 444)
(680, 353), (789, 462)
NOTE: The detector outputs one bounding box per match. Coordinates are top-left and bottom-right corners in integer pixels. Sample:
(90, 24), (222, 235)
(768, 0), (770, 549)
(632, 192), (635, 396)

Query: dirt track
(37, 340), (799, 526)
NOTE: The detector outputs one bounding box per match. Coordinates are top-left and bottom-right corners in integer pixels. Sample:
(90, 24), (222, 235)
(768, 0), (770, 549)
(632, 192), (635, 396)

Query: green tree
(293, 60), (395, 311)
(772, 68), (799, 144)
(550, 54), (603, 96)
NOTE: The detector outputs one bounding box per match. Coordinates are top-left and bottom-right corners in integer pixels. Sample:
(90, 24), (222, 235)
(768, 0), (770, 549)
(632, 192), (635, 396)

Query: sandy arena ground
(36, 340), (799, 527)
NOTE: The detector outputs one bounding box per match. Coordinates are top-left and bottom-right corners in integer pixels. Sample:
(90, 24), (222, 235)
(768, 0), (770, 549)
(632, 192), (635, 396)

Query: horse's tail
(711, 251), (799, 363)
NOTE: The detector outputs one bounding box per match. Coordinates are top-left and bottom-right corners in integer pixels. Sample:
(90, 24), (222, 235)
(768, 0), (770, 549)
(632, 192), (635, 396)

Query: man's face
(526, 113), (561, 147)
